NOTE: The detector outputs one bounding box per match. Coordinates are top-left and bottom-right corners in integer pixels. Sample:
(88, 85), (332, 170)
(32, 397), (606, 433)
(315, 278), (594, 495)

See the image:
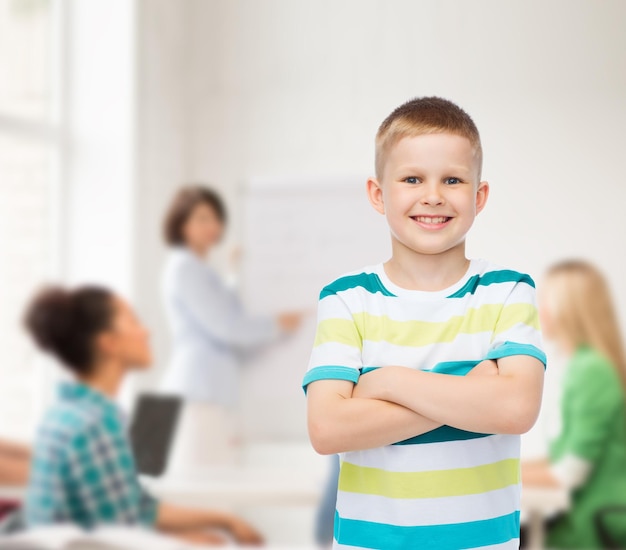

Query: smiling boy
(303, 97), (545, 549)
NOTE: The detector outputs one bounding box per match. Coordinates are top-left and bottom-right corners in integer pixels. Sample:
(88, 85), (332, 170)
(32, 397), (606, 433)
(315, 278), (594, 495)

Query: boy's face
(367, 133), (489, 260)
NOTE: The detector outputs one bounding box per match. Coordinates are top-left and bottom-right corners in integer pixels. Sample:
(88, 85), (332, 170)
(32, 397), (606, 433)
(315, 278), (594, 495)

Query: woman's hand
(521, 459), (561, 488)
(225, 515), (264, 545)
(158, 503), (263, 545)
(277, 311), (304, 332)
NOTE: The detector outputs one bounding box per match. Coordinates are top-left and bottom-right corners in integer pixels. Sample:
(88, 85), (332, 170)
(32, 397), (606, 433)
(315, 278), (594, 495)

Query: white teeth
(414, 216), (449, 224)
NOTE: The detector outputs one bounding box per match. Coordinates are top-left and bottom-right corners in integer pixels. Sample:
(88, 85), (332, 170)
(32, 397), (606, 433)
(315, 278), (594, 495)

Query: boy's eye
(444, 177), (462, 185)
(403, 177), (420, 184)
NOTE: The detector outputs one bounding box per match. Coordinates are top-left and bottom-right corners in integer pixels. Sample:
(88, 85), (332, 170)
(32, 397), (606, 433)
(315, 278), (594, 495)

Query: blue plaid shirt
(25, 381), (158, 529)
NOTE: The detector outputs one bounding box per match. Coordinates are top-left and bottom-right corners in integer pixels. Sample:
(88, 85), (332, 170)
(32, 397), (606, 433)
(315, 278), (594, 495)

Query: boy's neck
(384, 241), (470, 292)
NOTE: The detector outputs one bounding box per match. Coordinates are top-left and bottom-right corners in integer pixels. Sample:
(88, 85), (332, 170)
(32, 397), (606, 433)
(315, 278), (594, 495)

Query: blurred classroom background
(1, 0), (625, 546)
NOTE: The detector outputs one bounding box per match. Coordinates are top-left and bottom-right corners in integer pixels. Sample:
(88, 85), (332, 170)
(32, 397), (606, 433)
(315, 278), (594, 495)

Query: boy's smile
(412, 215), (452, 230)
(368, 132), (489, 265)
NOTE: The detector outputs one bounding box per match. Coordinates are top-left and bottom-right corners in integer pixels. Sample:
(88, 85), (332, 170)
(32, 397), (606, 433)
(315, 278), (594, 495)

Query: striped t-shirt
(303, 259), (545, 549)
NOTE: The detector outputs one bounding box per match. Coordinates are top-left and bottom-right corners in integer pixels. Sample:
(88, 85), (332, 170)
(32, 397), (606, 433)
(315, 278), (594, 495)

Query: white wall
(63, 0), (136, 294)
(131, 0), (190, 390)
(185, 0), (626, 283)
(160, 0), (626, 446)
(46, 3), (624, 541)
(56, 0), (626, 433)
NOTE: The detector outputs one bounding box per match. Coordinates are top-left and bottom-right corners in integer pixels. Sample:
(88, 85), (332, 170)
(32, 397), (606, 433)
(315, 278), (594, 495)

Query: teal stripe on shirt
(487, 341), (547, 366)
(320, 273), (396, 300)
(447, 270), (535, 299)
(393, 425), (492, 446)
(334, 510), (520, 550)
(362, 361), (480, 377)
(302, 365), (360, 393)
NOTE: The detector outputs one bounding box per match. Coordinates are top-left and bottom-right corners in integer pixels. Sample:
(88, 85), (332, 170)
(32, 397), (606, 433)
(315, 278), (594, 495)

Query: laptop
(129, 394), (182, 477)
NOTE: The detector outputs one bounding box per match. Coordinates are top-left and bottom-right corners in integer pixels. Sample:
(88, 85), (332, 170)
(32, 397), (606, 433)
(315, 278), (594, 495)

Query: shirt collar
(57, 380), (120, 416)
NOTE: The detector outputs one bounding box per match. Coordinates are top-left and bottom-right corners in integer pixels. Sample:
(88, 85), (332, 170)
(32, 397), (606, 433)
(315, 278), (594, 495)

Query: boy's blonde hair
(544, 260), (626, 386)
(375, 96), (483, 180)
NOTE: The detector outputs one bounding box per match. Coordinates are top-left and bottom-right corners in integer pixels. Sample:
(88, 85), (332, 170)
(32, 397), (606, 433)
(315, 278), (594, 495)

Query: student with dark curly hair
(23, 285), (262, 545)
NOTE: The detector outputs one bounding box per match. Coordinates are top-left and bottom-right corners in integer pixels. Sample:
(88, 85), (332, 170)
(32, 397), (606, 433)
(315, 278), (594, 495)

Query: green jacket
(547, 346), (626, 549)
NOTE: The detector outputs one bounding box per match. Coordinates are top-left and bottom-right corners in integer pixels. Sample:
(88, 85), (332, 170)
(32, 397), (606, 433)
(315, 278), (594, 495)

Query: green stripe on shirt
(338, 458), (520, 499)
(314, 303), (539, 348)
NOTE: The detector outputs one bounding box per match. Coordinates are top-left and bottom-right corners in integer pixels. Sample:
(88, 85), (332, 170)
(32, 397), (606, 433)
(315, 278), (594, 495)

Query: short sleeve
(550, 353), (623, 463)
(302, 289), (363, 393)
(138, 487), (159, 526)
(485, 278), (546, 367)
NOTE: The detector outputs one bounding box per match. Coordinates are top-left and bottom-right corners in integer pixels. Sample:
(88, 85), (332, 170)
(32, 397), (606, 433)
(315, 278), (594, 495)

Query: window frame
(0, 0), (67, 440)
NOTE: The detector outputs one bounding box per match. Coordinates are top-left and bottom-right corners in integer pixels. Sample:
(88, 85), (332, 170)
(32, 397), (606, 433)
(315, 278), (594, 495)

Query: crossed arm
(307, 356), (544, 455)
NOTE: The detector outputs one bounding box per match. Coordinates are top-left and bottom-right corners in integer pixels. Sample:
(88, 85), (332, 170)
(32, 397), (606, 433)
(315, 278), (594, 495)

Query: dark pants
(315, 455), (340, 546)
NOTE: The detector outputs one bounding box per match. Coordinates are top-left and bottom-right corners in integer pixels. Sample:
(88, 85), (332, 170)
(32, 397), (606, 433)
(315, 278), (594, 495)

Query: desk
(521, 487), (570, 548)
(2, 473), (570, 547)
(142, 466), (322, 509)
(142, 463), (325, 545)
(147, 472), (570, 548)
(0, 485), (24, 501)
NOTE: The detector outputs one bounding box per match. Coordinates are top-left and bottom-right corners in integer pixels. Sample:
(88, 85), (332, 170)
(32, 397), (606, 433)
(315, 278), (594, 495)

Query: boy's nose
(420, 184), (445, 206)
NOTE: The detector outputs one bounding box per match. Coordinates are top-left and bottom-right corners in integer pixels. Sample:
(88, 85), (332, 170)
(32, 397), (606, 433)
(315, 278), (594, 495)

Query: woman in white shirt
(160, 186), (301, 469)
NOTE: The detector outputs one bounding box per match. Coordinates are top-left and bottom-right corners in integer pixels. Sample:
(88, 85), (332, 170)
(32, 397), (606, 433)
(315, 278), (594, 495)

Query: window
(0, 0), (61, 440)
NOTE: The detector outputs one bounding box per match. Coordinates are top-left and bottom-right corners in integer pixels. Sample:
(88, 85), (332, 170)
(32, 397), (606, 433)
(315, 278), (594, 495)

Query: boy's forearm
(358, 357), (544, 435)
(307, 381), (441, 454)
(311, 398), (441, 454)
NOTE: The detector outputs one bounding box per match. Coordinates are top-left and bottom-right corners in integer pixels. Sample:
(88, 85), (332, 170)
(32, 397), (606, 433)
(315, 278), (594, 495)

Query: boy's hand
(352, 368), (389, 400)
(467, 359), (499, 376)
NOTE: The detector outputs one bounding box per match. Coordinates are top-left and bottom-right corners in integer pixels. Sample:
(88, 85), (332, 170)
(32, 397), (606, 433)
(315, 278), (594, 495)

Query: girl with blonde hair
(522, 260), (626, 548)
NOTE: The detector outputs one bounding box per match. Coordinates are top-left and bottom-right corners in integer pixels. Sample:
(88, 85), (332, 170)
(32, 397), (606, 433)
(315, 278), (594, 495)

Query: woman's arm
(0, 455), (30, 485)
(522, 456), (592, 490)
(0, 440), (31, 460)
(0, 439), (31, 485)
(157, 502), (263, 545)
(522, 459), (561, 488)
(175, 259), (281, 350)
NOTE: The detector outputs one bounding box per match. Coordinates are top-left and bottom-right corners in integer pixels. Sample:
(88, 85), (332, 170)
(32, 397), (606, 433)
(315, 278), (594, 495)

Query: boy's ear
(475, 180), (489, 215)
(366, 177), (385, 215)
